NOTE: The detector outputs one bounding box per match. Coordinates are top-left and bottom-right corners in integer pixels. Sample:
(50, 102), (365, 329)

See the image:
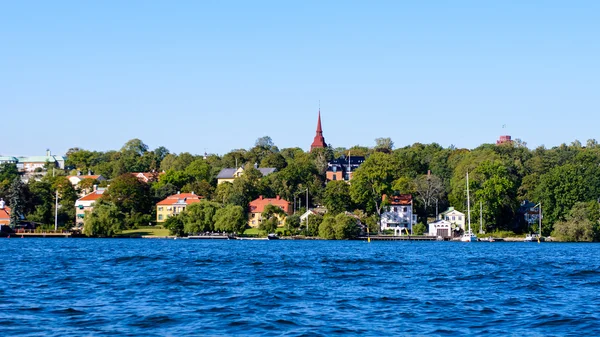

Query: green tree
(83, 200), (125, 237)
(213, 204), (246, 233)
(318, 216), (336, 239)
(259, 204), (286, 233)
(181, 201), (221, 234)
(333, 213), (360, 239)
(163, 214), (184, 236)
(413, 223), (427, 235)
(102, 174), (152, 222)
(551, 201), (600, 242)
(350, 152), (399, 218)
(323, 181), (353, 215)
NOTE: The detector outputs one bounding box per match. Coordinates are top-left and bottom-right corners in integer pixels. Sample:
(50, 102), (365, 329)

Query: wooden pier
(357, 235), (444, 241)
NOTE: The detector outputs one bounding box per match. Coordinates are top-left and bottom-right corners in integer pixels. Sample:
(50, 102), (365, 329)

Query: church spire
(310, 109), (327, 152)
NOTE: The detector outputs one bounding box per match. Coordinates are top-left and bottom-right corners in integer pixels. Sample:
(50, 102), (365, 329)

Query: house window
(393, 207), (397, 212)
(252, 213), (255, 218)
(452, 216), (456, 221)
(158, 214), (163, 220)
(459, 216), (462, 220)
(403, 207), (407, 212)
(158, 207), (163, 211)
(333, 174), (337, 180)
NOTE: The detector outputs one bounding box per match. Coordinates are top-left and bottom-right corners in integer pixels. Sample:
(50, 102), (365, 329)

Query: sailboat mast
(479, 201), (483, 234)
(467, 171), (471, 233)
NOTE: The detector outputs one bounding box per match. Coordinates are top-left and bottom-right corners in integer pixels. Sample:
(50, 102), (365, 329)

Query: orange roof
(249, 195), (292, 214)
(78, 190), (106, 201)
(131, 172), (161, 181)
(383, 194), (412, 205)
(68, 175), (102, 180)
(157, 193), (203, 206)
(0, 206), (10, 220)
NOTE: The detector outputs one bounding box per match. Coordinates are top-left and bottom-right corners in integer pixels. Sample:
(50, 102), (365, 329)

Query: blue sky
(2, 1), (599, 156)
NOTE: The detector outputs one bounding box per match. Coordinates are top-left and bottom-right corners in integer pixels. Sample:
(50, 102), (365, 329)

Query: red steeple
(310, 109), (327, 151)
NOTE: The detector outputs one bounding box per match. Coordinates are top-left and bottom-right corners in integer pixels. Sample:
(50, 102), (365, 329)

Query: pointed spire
(316, 109), (323, 134)
(310, 109), (327, 152)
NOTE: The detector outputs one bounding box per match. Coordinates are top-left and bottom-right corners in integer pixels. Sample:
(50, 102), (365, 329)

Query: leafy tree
(333, 213), (360, 239)
(259, 204), (286, 233)
(413, 223), (427, 235)
(286, 214), (301, 231)
(163, 214), (184, 236)
(261, 153), (287, 171)
(318, 216), (336, 239)
(101, 174), (151, 221)
(255, 136), (276, 149)
(185, 159), (212, 182)
(375, 137), (394, 153)
(158, 170), (192, 190)
(213, 204), (246, 233)
(181, 201), (221, 234)
(83, 200), (125, 236)
(350, 152), (399, 218)
(323, 181), (353, 215)
(182, 180), (214, 199)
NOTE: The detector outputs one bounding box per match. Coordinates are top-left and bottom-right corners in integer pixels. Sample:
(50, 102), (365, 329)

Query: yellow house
(216, 166), (277, 185)
(247, 195), (292, 228)
(156, 192), (202, 223)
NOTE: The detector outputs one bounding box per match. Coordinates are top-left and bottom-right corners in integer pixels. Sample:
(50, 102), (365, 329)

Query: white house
(439, 207), (466, 231)
(428, 219), (453, 237)
(380, 194), (417, 235)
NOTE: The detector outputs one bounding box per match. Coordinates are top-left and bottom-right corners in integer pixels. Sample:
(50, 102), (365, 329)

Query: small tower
(310, 110), (327, 152)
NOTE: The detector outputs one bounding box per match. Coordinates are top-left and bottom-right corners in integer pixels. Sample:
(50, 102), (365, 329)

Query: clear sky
(2, 1), (599, 156)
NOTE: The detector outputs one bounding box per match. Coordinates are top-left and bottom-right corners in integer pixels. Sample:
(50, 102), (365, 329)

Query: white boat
(460, 171), (478, 242)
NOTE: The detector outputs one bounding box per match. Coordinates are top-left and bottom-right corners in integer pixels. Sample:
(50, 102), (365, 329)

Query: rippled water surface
(1, 239), (600, 336)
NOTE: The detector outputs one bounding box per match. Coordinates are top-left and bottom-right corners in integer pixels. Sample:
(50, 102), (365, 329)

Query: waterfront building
(156, 192), (203, 223)
(380, 194), (417, 234)
(438, 207), (466, 232)
(0, 199), (11, 226)
(248, 195), (292, 228)
(74, 188), (106, 226)
(428, 219), (453, 237)
(0, 156), (18, 165)
(216, 164), (276, 185)
(310, 110), (327, 152)
(326, 155), (365, 182)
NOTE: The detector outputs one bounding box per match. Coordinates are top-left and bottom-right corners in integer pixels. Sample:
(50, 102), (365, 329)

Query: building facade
(156, 192), (203, 223)
(74, 188), (106, 226)
(326, 155), (365, 182)
(248, 195), (292, 228)
(438, 207), (466, 231)
(380, 194), (417, 234)
(428, 219), (453, 237)
(216, 165), (276, 185)
(0, 199), (11, 226)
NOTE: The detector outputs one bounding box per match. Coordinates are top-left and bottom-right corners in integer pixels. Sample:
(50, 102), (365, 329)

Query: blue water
(1, 239), (600, 336)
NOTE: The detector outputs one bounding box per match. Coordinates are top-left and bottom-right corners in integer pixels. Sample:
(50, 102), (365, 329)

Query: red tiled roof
(249, 195), (292, 214)
(68, 175), (102, 180)
(383, 194), (412, 205)
(78, 190), (105, 201)
(157, 193), (203, 206)
(0, 206), (11, 221)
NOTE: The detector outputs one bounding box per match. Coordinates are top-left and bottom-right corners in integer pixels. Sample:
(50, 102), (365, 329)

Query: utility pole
(54, 168), (58, 232)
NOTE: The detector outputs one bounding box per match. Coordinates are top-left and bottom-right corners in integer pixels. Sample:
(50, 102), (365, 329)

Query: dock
(188, 235), (233, 240)
(357, 235), (442, 241)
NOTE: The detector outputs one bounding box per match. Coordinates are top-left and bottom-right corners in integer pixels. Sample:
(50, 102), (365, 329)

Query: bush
(413, 223), (426, 235)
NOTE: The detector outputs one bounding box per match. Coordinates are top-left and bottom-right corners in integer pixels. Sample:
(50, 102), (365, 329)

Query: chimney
(93, 185), (97, 192)
(46, 149), (51, 156)
(0, 198), (4, 209)
(254, 162), (258, 169)
(276, 195), (281, 200)
(191, 191), (195, 195)
(259, 195), (264, 200)
(177, 191), (180, 194)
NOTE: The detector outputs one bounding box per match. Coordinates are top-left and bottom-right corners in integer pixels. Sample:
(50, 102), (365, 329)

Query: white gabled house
(380, 194), (417, 235)
(428, 219), (453, 237)
(439, 207), (466, 232)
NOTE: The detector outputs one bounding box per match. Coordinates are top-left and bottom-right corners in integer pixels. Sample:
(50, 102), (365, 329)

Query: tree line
(2, 136), (600, 241)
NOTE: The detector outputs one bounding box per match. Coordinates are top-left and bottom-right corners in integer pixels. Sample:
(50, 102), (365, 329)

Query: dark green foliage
(163, 215), (184, 236)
